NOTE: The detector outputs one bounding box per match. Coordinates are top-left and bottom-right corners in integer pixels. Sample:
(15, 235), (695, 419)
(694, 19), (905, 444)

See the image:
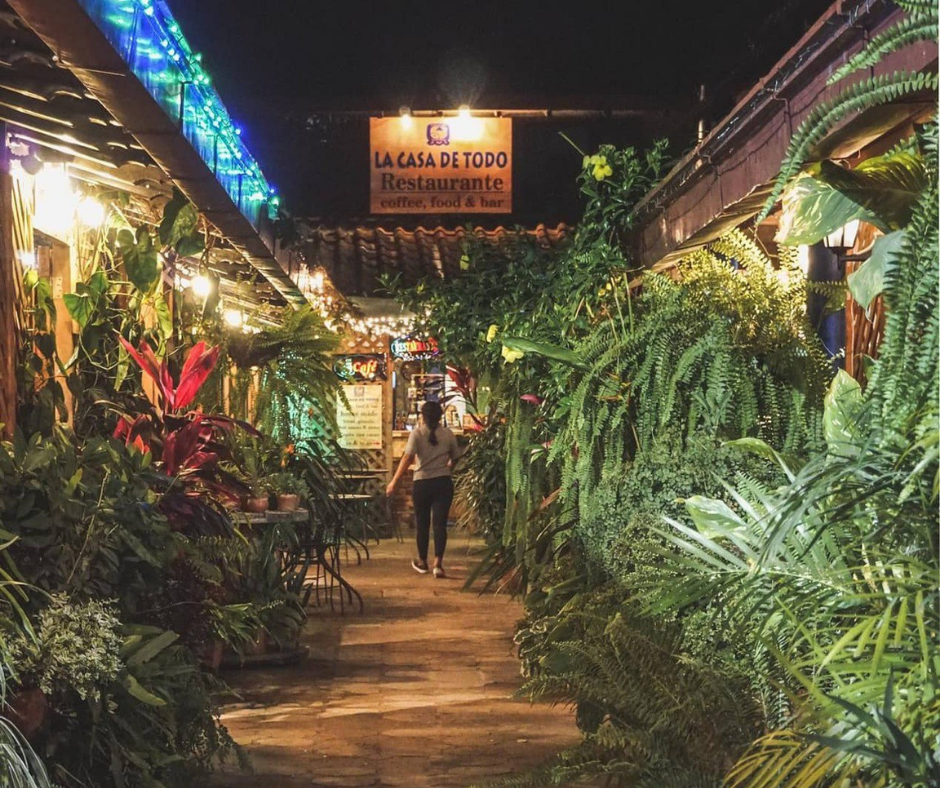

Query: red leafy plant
(114, 338), (254, 526)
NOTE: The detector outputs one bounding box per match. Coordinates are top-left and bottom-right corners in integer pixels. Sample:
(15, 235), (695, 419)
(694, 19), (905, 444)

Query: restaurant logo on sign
(390, 336), (440, 361)
(333, 355), (387, 382)
(370, 117), (512, 214)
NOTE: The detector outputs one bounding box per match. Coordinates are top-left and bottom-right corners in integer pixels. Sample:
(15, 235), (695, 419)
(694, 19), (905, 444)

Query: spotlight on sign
(451, 105), (483, 142)
(399, 106), (413, 129)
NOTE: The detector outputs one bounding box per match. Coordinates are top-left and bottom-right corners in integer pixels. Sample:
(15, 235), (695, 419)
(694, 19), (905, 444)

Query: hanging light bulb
(223, 308), (244, 328)
(76, 196), (106, 227)
(191, 273), (212, 300)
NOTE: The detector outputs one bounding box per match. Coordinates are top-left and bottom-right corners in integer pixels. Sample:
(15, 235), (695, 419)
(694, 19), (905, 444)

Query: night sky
(171, 0), (834, 224)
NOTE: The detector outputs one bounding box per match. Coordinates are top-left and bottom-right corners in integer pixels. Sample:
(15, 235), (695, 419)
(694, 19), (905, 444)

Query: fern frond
(830, 13), (939, 84)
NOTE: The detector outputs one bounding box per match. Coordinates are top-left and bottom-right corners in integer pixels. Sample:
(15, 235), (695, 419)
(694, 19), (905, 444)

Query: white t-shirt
(405, 423), (459, 481)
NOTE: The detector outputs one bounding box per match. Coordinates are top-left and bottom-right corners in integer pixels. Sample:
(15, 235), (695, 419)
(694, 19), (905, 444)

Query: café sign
(333, 354), (387, 382)
(370, 117), (512, 214)
(390, 336), (440, 362)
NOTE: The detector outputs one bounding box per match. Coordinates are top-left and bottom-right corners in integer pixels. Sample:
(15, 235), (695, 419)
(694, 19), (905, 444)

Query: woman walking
(386, 401), (460, 578)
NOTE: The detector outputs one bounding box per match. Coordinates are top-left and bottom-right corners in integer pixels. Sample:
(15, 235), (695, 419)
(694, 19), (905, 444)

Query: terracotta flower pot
(276, 493), (300, 512)
(199, 639), (224, 671)
(7, 687), (49, 740)
(242, 496), (269, 513)
(243, 628), (269, 657)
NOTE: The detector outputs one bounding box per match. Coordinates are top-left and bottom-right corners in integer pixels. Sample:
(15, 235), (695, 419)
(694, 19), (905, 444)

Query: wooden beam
(0, 122), (18, 438)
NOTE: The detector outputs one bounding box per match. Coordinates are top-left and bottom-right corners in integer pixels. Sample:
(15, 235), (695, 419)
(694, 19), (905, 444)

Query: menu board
(337, 384), (383, 450)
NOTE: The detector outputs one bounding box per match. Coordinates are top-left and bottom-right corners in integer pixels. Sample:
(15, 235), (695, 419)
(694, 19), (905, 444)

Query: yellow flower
(486, 324), (499, 343)
(592, 155), (613, 181)
(501, 344), (525, 363)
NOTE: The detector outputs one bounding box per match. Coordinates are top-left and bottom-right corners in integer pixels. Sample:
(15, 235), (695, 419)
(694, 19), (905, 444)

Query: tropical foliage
(0, 186), (345, 783)
(392, 3), (938, 787)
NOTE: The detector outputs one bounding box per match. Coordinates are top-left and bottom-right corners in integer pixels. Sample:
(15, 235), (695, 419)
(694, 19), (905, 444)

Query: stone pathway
(210, 532), (580, 787)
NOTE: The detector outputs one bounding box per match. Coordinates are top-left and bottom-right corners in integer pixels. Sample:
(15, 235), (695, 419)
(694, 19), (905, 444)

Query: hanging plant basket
(227, 333), (283, 369)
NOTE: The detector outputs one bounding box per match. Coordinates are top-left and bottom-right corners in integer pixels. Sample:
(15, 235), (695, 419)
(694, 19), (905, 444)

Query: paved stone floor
(210, 531), (580, 787)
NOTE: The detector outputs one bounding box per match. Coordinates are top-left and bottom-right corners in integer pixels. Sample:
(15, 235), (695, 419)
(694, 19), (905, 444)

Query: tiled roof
(303, 223), (571, 296)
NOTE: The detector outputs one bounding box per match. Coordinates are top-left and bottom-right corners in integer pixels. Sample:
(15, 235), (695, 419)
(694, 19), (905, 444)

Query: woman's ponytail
(421, 401), (443, 446)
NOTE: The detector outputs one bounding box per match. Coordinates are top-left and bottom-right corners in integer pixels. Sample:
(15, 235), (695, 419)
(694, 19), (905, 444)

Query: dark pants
(412, 476), (454, 562)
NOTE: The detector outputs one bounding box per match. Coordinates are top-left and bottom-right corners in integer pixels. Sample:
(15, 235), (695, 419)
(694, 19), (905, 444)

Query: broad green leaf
(122, 674), (166, 707)
(501, 336), (588, 370)
(776, 172), (883, 245)
(114, 342), (129, 391)
(823, 370), (863, 452)
(63, 293), (94, 328)
(776, 147), (926, 245)
(159, 189), (199, 249)
(847, 229), (905, 309)
(21, 443), (55, 473)
(684, 495), (749, 541)
(125, 629), (178, 667)
(725, 437), (796, 480)
(123, 229), (160, 294)
(816, 151), (927, 230)
(152, 293), (173, 340)
(174, 232), (205, 260)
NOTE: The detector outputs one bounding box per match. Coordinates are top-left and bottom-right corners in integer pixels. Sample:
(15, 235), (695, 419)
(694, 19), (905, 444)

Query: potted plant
(241, 479), (272, 513)
(7, 595), (122, 737)
(268, 472), (307, 512)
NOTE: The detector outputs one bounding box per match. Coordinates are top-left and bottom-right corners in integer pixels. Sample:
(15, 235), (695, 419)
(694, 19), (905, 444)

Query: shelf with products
(392, 362), (465, 432)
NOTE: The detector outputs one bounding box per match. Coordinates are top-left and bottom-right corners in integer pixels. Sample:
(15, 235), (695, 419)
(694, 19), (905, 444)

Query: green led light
(79, 0), (276, 230)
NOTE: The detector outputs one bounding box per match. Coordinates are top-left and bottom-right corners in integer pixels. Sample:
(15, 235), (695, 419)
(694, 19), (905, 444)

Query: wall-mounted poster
(336, 384), (383, 450)
(370, 117), (512, 214)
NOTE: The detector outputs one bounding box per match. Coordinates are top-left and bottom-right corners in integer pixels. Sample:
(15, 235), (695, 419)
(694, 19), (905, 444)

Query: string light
(92, 0), (282, 222)
(344, 314), (417, 337)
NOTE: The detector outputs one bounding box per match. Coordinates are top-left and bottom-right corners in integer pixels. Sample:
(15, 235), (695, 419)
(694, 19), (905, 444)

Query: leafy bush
(8, 595), (122, 702)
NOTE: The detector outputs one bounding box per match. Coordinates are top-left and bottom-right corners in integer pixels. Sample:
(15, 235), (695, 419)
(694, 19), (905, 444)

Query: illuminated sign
(370, 117), (512, 214)
(333, 355), (387, 382)
(390, 336), (440, 362)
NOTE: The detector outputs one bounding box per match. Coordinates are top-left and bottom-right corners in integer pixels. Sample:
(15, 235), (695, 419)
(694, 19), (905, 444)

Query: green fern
(830, 8), (938, 84)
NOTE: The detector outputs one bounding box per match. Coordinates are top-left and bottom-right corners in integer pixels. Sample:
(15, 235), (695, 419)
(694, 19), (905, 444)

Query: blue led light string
(76, 0), (280, 225)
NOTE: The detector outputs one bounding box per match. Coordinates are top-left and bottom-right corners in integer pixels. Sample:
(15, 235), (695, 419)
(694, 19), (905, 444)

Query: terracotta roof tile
(304, 223), (570, 296)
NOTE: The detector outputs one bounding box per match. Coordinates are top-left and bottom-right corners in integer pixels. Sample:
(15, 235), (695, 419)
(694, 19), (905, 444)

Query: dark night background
(172, 0), (834, 227)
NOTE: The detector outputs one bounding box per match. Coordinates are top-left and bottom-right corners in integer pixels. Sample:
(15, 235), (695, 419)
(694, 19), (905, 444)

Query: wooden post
(0, 123), (18, 439)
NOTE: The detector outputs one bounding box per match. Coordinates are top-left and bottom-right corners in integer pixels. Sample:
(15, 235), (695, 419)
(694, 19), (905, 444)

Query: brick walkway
(210, 532), (579, 787)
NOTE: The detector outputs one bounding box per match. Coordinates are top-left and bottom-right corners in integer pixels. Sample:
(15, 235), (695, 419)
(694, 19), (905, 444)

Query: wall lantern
(822, 219), (860, 252)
